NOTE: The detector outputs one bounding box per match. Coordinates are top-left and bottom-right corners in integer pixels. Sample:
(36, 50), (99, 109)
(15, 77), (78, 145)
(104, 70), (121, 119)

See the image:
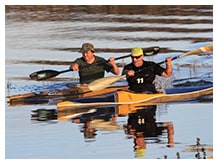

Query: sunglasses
(131, 55), (142, 59)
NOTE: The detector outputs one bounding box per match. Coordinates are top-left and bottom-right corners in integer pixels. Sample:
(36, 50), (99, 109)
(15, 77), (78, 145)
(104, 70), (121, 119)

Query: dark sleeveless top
(123, 61), (165, 93)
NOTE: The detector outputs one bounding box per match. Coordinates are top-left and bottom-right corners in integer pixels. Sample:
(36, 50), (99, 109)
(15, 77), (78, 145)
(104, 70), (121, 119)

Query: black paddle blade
(29, 70), (60, 80)
(144, 46), (160, 56)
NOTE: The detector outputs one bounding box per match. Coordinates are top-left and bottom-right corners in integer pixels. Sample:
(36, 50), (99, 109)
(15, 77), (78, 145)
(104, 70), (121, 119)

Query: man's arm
(161, 57), (172, 77)
(108, 57), (120, 75)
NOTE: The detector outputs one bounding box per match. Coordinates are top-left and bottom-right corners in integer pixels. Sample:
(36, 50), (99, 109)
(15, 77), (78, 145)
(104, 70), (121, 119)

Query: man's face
(82, 50), (94, 62)
(131, 55), (143, 67)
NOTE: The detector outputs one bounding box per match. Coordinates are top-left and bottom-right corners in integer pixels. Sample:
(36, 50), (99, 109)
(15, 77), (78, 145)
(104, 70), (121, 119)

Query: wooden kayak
(7, 85), (128, 106)
(57, 85), (213, 111)
(116, 86), (213, 115)
(116, 85), (213, 103)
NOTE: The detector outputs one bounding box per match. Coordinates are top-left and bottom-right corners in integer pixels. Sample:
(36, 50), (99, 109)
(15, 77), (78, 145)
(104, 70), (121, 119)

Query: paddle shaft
(56, 45), (210, 75)
(126, 45), (213, 74)
(30, 46), (160, 80)
(134, 45), (213, 77)
(112, 46), (160, 60)
(158, 45), (213, 65)
(60, 53), (134, 73)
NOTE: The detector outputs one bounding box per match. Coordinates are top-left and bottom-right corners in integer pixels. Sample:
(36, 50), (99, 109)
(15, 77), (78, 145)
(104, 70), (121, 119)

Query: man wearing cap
(70, 43), (120, 84)
(122, 47), (172, 93)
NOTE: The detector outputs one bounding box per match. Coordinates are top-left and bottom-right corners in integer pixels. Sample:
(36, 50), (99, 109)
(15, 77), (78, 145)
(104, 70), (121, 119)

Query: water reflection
(31, 108), (57, 121)
(31, 103), (213, 158)
(185, 137), (213, 159)
(33, 104), (175, 158)
(71, 107), (119, 142)
(123, 105), (174, 158)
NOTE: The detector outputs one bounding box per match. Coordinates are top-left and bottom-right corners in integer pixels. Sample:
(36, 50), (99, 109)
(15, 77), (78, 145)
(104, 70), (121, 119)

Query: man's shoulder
(124, 63), (134, 69)
(95, 55), (106, 61)
(74, 57), (84, 62)
(143, 60), (156, 66)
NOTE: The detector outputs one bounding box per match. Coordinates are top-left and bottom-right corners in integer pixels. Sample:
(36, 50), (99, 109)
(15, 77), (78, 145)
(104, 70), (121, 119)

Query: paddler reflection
(122, 105), (174, 158)
(31, 108), (57, 121)
(70, 107), (119, 142)
(80, 119), (97, 141)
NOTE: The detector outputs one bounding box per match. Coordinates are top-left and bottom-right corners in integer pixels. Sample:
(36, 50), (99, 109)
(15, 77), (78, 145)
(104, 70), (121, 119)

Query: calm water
(5, 5), (213, 159)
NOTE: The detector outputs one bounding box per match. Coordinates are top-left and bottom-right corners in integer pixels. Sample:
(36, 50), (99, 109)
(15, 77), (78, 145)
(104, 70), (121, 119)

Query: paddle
(87, 45), (213, 91)
(29, 46), (160, 81)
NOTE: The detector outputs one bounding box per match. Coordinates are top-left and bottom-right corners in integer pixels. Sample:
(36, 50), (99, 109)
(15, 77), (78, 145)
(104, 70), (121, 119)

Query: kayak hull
(7, 85), (128, 106)
(57, 85), (213, 111)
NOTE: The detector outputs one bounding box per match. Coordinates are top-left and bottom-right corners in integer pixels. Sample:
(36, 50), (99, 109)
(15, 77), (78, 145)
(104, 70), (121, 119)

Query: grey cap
(80, 43), (95, 53)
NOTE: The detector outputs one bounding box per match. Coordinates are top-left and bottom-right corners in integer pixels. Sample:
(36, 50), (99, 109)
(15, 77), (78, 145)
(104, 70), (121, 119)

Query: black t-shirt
(122, 61), (165, 93)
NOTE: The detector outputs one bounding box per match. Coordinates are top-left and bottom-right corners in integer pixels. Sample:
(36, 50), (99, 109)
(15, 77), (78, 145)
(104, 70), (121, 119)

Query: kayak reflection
(31, 104), (174, 154)
(30, 102), (213, 158)
(31, 108), (57, 122)
(57, 103), (174, 158)
(71, 107), (119, 142)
